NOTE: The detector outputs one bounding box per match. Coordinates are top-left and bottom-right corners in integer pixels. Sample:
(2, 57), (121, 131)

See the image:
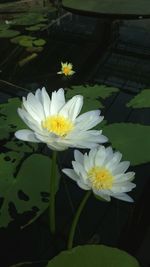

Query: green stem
(67, 191), (91, 250)
(49, 150), (57, 234)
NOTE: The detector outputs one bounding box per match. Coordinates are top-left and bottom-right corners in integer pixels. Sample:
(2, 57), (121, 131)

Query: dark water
(0, 12), (150, 267)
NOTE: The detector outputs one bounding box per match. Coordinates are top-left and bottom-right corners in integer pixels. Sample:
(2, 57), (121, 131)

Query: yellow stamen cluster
(88, 167), (113, 190)
(42, 115), (73, 136)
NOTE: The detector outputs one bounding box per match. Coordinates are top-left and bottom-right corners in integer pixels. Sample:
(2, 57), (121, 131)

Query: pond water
(0, 5), (150, 267)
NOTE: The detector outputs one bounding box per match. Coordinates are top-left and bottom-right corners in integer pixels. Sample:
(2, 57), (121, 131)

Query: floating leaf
(0, 23), (10, 30)
(11, 13), (48, 26)
(0, 98), (26, 140)
(18, 53), (38, 67)
(25, 23), (47, 31)
(103, 123), (150, 165)
(4, 140), (37, 153)
(33, 38), (46, 46)
(66, 85), (118, 112)
(47, 245), (139, 267)
(62, 0), (150, 16)
(0, 29), (20, 38)
(127, 89), (150, 108)
(0, 154), (60, 228)
(66, 85), (119, 100)
(26, 46), (43, 53)
(11, 35), (36, 44)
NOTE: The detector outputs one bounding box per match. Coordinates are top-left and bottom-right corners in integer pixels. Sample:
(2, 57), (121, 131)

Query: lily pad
(25, 23), (47, 31)
(33, 38), (46, 46)
(11, 35), (36, 44)
(0, 153), (60, 228)
(11, 13), (48, 26)
(0, 29), (20, 38)
(127, 89), (150, 108)
(103, 123), (150, 165)
(62, 0), (150, 16)
(66, 85), (119, 100)
(0, 98), (26, 140)
(47, 245), (139, 267)
(66, 85), (118, 112)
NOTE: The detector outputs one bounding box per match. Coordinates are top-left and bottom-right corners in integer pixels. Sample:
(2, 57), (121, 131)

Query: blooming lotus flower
(62, 146), (136, 202)
(57, 62), (75, 76)
(15, 88), (107, 151)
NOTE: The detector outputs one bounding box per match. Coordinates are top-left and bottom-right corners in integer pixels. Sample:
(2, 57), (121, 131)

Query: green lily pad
(11, 13), (48, 26)
(0, 98), (26, 140)
(62, 0), (150, 16)
(103, 123), (150, 165)
(0, 23), (10, 31)
(4, 140), (37, 153)
(127, 89), (150, 108)
(66, 85), (119, 100)
(33, 38), (46, 46)
(25, 23), (47, 31)
(0, 29), (20, 38)
(11, 35), (36, 44)
(47, 245), (139, 267)
(0, 153), (60, 228)
(66, 85), (118, 112)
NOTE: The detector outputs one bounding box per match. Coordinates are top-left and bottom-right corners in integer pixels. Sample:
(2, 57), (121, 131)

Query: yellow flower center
(88, 167), (113, 190)
(42, 115), (74, 136)
(62, 66), (71, 76)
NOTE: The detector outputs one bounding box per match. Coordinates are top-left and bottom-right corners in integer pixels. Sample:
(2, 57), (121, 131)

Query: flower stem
(67, 191), (91, 250)
(49, 150), (57, 235)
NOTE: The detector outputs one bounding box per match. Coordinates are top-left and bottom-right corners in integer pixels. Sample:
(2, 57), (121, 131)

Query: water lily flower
(62, 146), (136, 202)
(57, 62), (75, 76)
(15, 88), (107, 151)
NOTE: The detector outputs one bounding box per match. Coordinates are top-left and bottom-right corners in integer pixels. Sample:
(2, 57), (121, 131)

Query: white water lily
(62, 146), (136, 202)
(15, 88), (107, 151)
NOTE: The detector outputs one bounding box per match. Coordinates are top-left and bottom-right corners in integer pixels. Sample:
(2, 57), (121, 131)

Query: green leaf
(11, 13), (48, 26)
(62, 0), (150, 16)
(33, 38), (46, 46)
(103, 123), (150, 165)
(81, 98), (103, 113)
(0, 23), (10, 30)
(47, 245), (139, 267)
(0, 154), (60, 228)
(25, 23), (47, 31)
(0, 152), (24, 194)
(127, 89), (150, 108)
(66, 85), (119, 100)
(0, 29), (20, 38)
(11, 35), (36, 44)
(4, 140), (37, 153)
(0, 98), (26, 140)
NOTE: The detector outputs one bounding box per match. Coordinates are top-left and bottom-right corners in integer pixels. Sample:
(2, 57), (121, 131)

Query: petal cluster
(57, 62), (75, 76)
(15, 88), (107, 151)
(62, 146), (136, 202)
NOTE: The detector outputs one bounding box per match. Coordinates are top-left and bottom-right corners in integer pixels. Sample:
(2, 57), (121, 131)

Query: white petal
(18, 108), (43, 133)
(114, 172), (135, 182)
(41, 87), (51, 117)
(62, 168), (79, 181)
(74, 150), (84, 165)
(95, 146), (107, 166)
(93, 189), (111, 201)
(50, 88), (65, 115)
(111, 182), (136, 193)
(15, 130), (39, 142)
(112, 161), (130, 175)
(23, 95), (44, 122)
(77, 180), (90, 190)
(75, 110), (103, 130)
(72, 161), (87, 180)
(113, 193), (134, 202)
(105, 151), (122, 170)
(59, 95), (83, 121)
